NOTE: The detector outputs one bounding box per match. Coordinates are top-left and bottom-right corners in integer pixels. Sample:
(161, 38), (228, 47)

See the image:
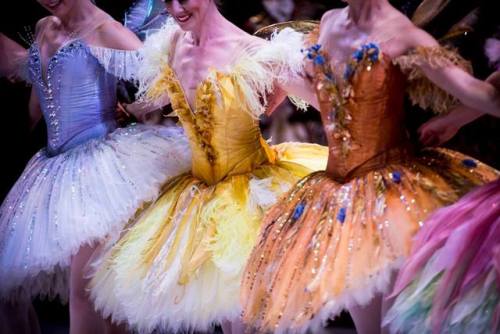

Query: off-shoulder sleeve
(88, 46), (142, 81)
(393, 46), (473, 114)
(232, 27), (307, 118)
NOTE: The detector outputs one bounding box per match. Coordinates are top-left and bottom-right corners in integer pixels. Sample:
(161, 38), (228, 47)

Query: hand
(115, 102), (134, 126)
(418, 114), (460, 147)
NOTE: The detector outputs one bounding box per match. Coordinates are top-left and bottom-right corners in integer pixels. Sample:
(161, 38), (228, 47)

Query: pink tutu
(385, 178), (500, 333)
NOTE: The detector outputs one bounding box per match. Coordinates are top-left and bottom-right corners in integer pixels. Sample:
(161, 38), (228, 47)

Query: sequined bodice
(29, 40), (117, 155)
(164, 68), (273, 185)
(310, 44), (407, 180)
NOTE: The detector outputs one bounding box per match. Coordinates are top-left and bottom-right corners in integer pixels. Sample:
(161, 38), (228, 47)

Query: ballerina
(241, 1), (500, 333)
(0, 0), (191, 333)
(87, 0), (328, 333)
(384, 40), (500, 334)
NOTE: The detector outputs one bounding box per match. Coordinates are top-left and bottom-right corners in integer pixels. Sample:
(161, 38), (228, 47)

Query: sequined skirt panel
(241, 148), (499, 333)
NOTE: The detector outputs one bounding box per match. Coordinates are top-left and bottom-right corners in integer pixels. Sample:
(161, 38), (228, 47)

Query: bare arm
(404, 28), (500, 117)
(91, 19), (142, 50)
(123, 94), (170, 122)
(277, 74), (319, 112)
(28, 89), (42, 130)
(419, 71), (500, 146)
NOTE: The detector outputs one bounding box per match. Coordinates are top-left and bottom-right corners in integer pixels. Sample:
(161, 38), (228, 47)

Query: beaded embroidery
(305, 43), (381, 158)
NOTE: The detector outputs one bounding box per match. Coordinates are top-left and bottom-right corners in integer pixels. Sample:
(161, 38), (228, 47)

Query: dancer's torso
(164, 29), (275, 185)
(29, 17), (118, 156)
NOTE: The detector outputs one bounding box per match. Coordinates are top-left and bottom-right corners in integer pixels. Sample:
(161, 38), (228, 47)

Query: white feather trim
(136, 19), (307, 115)
(136, 17), (179, 105)
(88, 46), (142, 81)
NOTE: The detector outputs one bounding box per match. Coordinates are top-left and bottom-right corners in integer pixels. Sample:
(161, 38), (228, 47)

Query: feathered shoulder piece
(137, 19), (307, 116)
(394, 45), (472, 114)
(232, 27), (307, 118)
(136, 17), (181, 105)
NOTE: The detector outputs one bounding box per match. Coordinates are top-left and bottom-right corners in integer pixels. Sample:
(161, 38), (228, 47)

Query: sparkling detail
(292, 202), (306, 221)
(337, 207), (347, 223)
(462, 159), (477, 168)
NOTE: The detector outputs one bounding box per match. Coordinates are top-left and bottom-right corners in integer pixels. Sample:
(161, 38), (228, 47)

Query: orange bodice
(315, 55), (408, 181)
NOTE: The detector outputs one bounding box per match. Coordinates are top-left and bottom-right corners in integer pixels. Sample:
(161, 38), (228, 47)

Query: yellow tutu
(89, 19), (328, 333)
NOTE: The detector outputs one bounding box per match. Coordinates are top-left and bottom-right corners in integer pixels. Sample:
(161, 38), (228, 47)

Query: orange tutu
(241, 148), (498, 333)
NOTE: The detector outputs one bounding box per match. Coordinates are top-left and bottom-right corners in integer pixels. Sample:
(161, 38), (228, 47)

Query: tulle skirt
(0, 124), (191, 302)
(385, 178), (500, 334)
(89, 142), (328, 333)
(241, 148), (499, 333)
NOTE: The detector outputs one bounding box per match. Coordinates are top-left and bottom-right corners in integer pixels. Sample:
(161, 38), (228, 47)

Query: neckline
(168, 65), (216, 115)
(309, 42), (387, 88)
(31, 39), (86, 84)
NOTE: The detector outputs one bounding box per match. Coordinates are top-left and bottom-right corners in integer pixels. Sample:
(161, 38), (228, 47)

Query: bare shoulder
(389, 13), (439, 51)
(92, 19), (142, 50)
(245, 33), (268, 48)
(320, 8), (343, 26)
(34, 16), (59, 38)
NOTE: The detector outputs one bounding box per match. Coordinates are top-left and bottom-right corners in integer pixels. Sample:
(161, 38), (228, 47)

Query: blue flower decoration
(391, 171), (402, 184)
(462, 159), (477, 168)
(369, 52), (379, 62)
(353, 49), (364, 61)
(314, 55), (326, 65)
(344, 66), (354, 80)
(337, 207), (347, 224)
(307, 53), (314, 60)
(312, 44), (321, 52)
(292, 202), (306, 220)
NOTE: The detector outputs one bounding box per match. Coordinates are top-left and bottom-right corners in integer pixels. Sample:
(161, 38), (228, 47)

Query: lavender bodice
(29, 40), (118, 156)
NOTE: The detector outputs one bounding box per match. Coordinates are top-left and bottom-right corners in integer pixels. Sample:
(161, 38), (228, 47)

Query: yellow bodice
(157, 66), (275, 185)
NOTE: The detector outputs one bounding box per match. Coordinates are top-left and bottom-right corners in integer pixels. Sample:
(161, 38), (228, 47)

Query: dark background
(0, 0), (498, 333)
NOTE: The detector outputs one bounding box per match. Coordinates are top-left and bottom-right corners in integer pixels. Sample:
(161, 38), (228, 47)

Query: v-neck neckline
(32, 39), (84, 85)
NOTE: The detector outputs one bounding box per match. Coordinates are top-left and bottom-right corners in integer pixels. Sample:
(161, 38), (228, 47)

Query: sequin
(462, 159), (477, 168)
(337, 207), (347, 223)
(292, 202), (306, 221)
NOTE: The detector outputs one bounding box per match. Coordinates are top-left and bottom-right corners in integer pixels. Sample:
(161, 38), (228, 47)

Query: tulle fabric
(385, 178), (500, 334)
(241, 149), (499, 333)
(0, 124), (191, 302)
(89, 143), (327, 333)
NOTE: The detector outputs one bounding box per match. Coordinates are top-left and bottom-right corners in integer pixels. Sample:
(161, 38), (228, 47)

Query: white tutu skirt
(0, 124), (191, 301)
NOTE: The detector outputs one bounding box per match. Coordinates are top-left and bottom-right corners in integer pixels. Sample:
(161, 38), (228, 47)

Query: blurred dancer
(385, 38), (500, 334)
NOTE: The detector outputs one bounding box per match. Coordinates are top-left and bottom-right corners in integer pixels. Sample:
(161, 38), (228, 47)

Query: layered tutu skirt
(241, 148), (499, 333)
(0, 124), (191, 301)
(89, 142), (327, 333)
(385, 178), (500, 334)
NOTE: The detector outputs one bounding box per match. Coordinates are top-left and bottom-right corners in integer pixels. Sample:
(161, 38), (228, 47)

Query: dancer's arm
(402, 27), (500, 117)
(28, 90), (42, 130)
(121, 93), (170, 123)
(0, 33), (27, 82)
(91, 18), (142, 50)
(278, 75), (320, 111)
(419, 71), (500, 146)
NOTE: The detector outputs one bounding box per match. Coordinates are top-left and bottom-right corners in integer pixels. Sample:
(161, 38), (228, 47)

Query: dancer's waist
(327, 142), (414, 183)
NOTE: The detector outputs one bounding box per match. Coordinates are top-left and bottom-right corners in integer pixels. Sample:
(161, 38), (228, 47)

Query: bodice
(165, 68), (273, 185)
(307, 40), (469, 182)
(29, 40), (118, 155)
(314, 47), (407, 180)
(139, 19), (306, 185)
